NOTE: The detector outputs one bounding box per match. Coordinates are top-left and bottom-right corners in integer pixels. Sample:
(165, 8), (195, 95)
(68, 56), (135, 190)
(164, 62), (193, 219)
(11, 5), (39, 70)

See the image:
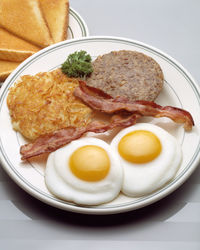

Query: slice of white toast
(0, 0), (53, 47)
(39, 0), (69, 43)
(0, 28), (40, 62)
(0, 60), (20, 81)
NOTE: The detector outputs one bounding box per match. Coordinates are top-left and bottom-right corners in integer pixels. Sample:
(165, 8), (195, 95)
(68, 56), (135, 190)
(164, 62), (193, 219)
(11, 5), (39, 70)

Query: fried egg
(45, 137), (123, 205)
(110, 123), (182, 197)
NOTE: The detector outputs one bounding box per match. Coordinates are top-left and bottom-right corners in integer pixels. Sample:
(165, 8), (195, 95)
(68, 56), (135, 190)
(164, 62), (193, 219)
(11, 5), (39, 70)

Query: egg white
(110, 123), (182, 197)
(45, 137), (123, 205)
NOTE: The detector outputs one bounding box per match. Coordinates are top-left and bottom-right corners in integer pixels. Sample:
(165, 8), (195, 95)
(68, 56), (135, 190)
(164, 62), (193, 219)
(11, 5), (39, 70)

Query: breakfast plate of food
(0, 36), (200, 214)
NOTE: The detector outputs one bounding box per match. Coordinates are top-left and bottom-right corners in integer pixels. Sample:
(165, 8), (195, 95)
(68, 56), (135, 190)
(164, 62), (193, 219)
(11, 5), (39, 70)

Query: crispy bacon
(74, 81), (194, 131)
(20, 81), (194, 160)
(20, 113), (140, 160)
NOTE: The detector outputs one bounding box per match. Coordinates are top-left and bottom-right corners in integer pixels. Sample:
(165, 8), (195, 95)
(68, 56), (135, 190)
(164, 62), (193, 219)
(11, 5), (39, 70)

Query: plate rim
(69, 7), (89, 38)
(1, 35), (200, 215)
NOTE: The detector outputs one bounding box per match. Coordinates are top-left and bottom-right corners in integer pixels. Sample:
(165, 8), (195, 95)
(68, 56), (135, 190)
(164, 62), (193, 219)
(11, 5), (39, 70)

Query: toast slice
(0, 28), (40, 62)
(39, 0), (69, 43)
(0, 60), (20, 81)
(0, 0), (53, 48)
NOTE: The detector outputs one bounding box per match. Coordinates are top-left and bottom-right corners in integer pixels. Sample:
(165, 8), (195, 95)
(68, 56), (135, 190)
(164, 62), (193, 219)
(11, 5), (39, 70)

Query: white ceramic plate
(0, 36), (200, 215)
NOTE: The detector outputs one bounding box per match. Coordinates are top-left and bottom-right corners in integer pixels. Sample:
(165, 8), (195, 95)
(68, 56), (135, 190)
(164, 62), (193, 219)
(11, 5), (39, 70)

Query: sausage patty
(86, 50), (164, 102)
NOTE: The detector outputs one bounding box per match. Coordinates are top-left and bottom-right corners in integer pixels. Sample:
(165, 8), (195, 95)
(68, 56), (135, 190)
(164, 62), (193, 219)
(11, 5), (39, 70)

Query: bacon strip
(20, 114), (140, 160)
(74, 82), (194, 131)
(20, 82), (194, 160)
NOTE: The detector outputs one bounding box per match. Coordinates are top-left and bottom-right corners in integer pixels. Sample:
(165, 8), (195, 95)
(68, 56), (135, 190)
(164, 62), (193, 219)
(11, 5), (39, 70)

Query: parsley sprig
(61, 50), (93, 78)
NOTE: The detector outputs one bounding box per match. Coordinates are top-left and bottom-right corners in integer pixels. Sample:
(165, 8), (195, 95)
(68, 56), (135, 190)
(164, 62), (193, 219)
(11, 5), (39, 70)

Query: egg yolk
(69, 145), (110, 182)
(118, 130), (162, 163)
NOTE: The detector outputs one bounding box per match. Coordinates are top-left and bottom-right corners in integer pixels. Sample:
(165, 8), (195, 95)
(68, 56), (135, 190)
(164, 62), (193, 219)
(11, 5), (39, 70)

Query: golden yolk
(69, 145), (110, 182)
(118, 130), (162, 163)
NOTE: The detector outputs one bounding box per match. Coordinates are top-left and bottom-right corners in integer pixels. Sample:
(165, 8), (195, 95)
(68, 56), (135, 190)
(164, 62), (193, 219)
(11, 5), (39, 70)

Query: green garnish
(61, 50), (93, 78)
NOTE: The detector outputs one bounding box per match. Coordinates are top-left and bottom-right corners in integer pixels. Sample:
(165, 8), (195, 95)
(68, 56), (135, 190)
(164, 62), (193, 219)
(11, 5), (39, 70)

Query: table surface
(0, 0), (200, 249)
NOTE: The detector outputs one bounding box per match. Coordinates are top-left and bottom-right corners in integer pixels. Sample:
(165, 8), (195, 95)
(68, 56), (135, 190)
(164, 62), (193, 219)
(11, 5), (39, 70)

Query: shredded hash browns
(7, 69), (93, 140)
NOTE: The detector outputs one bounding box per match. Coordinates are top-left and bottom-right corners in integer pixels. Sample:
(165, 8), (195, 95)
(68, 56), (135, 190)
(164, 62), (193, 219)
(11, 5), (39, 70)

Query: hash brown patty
(7, 69), (93, 140)
(86, 50), (164, 102)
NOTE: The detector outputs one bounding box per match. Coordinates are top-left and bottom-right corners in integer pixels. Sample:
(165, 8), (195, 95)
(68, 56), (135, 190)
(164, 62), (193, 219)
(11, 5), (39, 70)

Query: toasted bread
(39, 0), (69, 43)
(0, 60), (20, 81)
(0, 0), (53, 48)
(0, 28), (40, 62)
